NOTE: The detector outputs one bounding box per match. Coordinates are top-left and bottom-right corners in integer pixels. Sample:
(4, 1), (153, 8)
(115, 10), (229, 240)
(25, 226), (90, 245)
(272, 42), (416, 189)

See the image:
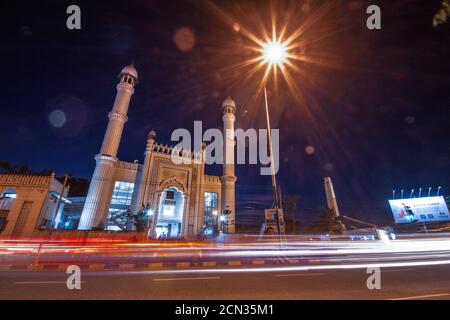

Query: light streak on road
(91, 259), (450, 277)
(2, 234), (450, 273)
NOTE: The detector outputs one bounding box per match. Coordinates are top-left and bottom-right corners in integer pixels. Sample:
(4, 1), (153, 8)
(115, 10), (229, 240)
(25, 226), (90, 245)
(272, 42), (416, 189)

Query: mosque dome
(148, 129), (156, 141)
(120, 64), (138, 80)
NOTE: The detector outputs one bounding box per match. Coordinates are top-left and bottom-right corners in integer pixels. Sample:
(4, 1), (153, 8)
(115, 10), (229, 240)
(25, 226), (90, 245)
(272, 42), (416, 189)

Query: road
(1, 235), (450, 299)
(1, 265), (450, 299)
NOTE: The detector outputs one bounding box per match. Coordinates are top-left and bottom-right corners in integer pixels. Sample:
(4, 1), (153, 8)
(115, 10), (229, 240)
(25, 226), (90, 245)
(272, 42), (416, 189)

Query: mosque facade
(77, 65), (237, 238)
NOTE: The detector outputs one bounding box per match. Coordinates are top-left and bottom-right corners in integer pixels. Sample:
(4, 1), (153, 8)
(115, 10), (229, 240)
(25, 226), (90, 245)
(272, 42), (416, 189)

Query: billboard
(389, 196), (450, 224)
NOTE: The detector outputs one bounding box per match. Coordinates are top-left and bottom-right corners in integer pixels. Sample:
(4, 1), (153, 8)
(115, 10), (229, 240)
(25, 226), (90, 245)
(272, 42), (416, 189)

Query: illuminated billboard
(389, 196), (450, 224)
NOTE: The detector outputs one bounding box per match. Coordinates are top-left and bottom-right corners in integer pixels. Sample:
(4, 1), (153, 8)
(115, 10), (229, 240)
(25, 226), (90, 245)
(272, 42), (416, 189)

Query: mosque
(77, 64), (237, 238)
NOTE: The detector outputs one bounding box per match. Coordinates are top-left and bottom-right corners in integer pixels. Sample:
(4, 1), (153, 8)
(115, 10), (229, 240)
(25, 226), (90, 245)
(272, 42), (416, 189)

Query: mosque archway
(155, 186), (185, 239)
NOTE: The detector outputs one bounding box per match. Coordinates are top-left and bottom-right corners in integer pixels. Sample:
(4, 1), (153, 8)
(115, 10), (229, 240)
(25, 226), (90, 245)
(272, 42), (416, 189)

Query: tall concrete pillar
(220, 97), (237, 233)
(78, 64), (138, 230)
(194, 143), (207, 235)
(324, 177), (340, 217)
(324, 176), (346, 231)
(130, 130), (156, 215)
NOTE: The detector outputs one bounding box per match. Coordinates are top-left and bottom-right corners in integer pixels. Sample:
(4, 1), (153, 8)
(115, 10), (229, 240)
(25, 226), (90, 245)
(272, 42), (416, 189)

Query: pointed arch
(158, 176), (186, 194)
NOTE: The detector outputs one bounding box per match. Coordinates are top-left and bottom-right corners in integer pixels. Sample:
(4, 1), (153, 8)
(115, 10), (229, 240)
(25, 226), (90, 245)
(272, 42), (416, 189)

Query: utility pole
(264, 87), (281, 235)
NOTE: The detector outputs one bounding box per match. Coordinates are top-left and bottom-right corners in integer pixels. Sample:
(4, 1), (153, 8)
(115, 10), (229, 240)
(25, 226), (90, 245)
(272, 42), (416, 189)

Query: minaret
(78, 64), (138, 230)
(220, 97), (237, 233)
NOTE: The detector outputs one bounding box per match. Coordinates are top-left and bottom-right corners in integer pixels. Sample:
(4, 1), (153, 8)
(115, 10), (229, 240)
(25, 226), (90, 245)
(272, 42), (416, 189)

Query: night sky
(1, 0), (449, 226)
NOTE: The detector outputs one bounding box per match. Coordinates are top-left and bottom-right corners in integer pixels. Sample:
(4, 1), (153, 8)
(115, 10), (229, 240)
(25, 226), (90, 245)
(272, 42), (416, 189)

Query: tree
(133, 210), (149, 231)
(0, 160), (52, 175)
(66, 177), (89, 197)
(108, 209), (131, 230)
(282, 195), (301, 234)
(433, 0), (450, 26)
(221, 208), (234, 233)
(201, 215), (219, 237)
(0, 161), (29, 174)
(108, 208), (151, 232)
(309, 207), (345, 235)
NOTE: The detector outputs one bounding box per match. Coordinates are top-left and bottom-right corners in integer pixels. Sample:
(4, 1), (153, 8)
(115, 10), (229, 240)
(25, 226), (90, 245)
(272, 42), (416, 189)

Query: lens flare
(262, 40), (287, 66)
(204, 0), (336, 112)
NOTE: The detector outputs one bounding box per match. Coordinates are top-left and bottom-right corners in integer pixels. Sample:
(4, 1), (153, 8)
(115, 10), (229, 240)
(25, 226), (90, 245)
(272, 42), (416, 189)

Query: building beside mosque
(0, 173), (69, 237)
(77, 64), (237, 238)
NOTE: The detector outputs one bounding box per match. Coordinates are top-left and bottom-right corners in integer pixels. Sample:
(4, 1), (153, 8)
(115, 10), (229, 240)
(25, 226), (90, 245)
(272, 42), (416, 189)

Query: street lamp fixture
(262, 40), (287, 68)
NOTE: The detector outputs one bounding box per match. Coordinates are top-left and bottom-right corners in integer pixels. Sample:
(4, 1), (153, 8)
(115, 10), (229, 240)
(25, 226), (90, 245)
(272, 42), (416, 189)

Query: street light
(259, 38), (289, 235)
(262, 40), (287, 68)
(221, 206), (231, 233)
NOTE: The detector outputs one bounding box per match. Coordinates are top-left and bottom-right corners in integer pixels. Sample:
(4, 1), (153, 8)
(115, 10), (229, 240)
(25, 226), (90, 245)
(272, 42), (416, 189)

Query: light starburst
(262, 39), (287, 68)
(205, 0), (335, 102)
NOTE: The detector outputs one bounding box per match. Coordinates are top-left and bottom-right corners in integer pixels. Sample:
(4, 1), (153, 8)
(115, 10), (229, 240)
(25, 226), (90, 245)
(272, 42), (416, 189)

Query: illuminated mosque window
(204, 192), (218, 215)
(106, 181), (135, 231)
(110, 181), (134, 206)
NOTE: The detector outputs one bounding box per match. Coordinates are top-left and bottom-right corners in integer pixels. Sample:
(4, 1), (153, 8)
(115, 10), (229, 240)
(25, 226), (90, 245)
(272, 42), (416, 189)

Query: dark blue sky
(1, 0), (449, 226)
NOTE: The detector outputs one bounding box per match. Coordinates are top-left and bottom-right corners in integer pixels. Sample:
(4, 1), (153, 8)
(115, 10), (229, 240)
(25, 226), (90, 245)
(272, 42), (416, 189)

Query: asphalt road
(3, 236), (450, 300)
(1, 264), (450, 300)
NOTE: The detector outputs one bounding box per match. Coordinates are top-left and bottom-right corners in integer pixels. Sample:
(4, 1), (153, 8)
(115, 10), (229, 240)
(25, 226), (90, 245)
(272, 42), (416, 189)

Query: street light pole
(258, 36), (289, 235)
(264, 86), (281, 235)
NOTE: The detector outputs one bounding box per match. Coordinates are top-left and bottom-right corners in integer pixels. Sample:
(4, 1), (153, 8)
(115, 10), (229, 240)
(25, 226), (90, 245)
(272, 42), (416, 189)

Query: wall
(0, 174), (68, 238)
(32, 229), (147, 240)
